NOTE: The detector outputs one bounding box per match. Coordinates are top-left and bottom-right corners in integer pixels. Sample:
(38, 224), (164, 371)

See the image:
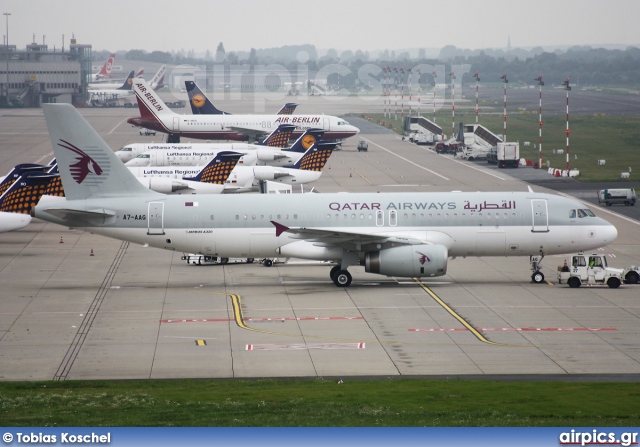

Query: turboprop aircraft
(127, 79), (359, 143)
(34, 104), (618, 287)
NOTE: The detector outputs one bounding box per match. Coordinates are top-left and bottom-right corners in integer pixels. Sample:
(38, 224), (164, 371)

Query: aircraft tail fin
(42, 103), (160, 200)
(183, 151), (242, 184)
(132, 78), (176, 121)
(149, 65), (166, 90)
(0, 163), (50, 197)
(185, 80), (229, 115)
(258, 124), (296, 148)
(135, 67), (144, 78)
(291, 141), (336, 171)
(97, 53), (115, 77)
(276, 103), (298, 115)
(0, 172), (59, 214)
(285, 128), (325, 153)
(117, 70), (135, 91)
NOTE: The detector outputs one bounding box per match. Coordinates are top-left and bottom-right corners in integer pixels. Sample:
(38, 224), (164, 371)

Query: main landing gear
(530, 255), (545, 284)
(330, 265), (352, 287)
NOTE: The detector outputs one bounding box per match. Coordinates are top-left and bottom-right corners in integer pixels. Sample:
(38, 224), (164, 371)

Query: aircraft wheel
(220, 257), (229, 264)
(333, 270), (352, 287)
(567, 277), (581, 288)
(330, 265), (341, 281)
(263, 259), (273, 267)
(247, 258), (254, 264)
(607, 277), (621, 289)
(625, 271), (639, 284)
(531, 271), (545, 284)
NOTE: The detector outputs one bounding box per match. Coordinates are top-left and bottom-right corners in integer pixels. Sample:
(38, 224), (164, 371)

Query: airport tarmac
(1, 106), (640, 381)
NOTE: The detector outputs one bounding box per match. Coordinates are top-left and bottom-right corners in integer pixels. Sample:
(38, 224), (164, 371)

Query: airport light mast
(473, 70), (480, 124)
(3, 12), (10, 100)
(450, 69), (456, 139)
(500, 72), (508, 142)
(407, 66), (412, 115)
(400, 66), (405, 118)
(563, 77), (571, 171)
(416, 67), (421, 117)
(535, 74), (544, 169)
(393, 66), (398, 121)
(383, 66), (389, 118)
(432, 69), (437, 125)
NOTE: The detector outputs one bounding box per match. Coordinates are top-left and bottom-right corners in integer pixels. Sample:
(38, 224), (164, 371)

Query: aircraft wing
(271, 221), (429, 250)
(228, 126), (269, 142)
(40, 207), (116, 223)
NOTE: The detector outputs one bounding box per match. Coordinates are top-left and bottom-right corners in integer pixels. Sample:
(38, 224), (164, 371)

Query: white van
(598, 188), (636, 206)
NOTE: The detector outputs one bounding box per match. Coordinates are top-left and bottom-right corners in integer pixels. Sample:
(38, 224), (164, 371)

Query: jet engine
(140, 177), (190, 194)
(365, 244), (448, 278)
(256, 148), (285, 162)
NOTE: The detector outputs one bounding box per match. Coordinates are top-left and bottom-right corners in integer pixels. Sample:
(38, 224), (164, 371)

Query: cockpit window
(569, 209), (576, 218)
(576, 209), (595, 218)
(120, 147), (132, 152)
(136, 154), (150, 159)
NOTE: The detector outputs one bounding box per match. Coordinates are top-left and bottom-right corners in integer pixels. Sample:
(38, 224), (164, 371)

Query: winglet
(528, 186), (534, 193)
(271, 220), (289, 237)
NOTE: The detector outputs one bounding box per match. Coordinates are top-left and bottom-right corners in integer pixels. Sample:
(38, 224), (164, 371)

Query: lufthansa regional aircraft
(127, 79), (359, 143)
(34, 104), (618, 287)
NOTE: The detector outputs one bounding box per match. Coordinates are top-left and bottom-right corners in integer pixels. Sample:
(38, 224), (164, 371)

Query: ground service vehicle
(357, 140), (368, 152)
(598, 188), (636, 206)
(557, 253), (624, 288)
(496, 142), (520, 168)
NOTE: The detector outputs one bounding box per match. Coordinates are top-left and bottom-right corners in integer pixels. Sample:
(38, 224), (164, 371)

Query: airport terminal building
(0, 39), (91, 107)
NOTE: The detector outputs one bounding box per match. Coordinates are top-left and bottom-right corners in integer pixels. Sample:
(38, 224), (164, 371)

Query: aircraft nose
(592, 221), (618, 246)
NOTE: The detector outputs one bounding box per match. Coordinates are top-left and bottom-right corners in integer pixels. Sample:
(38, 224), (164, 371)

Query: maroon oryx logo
(416, 251), (431, 265)
(58, 139), (103, 184)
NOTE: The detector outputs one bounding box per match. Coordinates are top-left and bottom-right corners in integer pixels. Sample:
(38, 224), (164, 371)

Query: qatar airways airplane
(34, 104), (618, 287)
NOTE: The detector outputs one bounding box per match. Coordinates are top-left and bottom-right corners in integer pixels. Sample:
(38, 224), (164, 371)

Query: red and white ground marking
(160, 316), (363, 324)
(409, 327), (617, 332)
(246, 342), (365, 351)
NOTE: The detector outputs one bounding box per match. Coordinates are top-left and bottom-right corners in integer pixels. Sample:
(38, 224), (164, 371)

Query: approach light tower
(563, 77), (572, 171)
(383, 66), (389, 118)
(535, 74), (544, 169)
(432, 69), (437, 124)
(450, 69), (456, 139)
(500, 72), (508, 142)
(473, 70), (480, 124)
(393, 66), (399, 121)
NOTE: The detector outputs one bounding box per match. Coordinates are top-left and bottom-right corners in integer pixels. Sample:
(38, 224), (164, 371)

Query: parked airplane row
(7, 103), (618, 287)
(127, 79), (360, 143)
(0, 122), (337, 231)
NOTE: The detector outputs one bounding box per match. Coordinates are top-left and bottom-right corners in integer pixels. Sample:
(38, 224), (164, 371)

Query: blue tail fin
(183, 151), (242, 184)
(276, 103), (298, 115)
(291, 141), (336, 171)
(117, 70), (135, 91)
(0, 163), (50, 197)
(185, 80), (230, 115)
(0, 172), (59, 214)
(284, 128), (325, 153)
(257, 124), (296, 148)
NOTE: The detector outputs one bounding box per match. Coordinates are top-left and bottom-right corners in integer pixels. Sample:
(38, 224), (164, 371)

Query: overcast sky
(3, 0), (639, 54)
